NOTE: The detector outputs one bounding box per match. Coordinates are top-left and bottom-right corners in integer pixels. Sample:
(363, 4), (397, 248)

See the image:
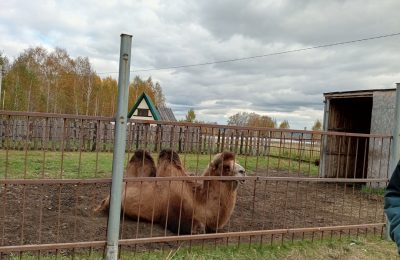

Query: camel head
(233, 162), (246, 183)
(208, 152), (246, 183)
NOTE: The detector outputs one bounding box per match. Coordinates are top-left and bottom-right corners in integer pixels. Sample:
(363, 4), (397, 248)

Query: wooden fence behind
(0, 114), (317, 156)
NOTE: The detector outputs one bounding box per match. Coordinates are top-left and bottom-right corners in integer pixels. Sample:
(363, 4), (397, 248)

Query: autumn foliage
(227, 112), (277, 128)
(0, 47), (165, 116)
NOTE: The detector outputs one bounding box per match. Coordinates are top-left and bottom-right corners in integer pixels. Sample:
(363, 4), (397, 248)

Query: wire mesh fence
(0, 111), (392, 258)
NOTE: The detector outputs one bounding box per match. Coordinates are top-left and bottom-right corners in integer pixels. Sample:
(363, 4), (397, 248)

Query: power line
(96, 32), (400, 75)
(4, 32), (396, 77)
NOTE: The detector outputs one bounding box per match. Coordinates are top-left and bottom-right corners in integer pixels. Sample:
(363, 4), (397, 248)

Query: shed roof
(127, 92), (177, 122)
(127, 92), (161, 120)
(324, 88), (395, 99)
(158, 106), (177, 121)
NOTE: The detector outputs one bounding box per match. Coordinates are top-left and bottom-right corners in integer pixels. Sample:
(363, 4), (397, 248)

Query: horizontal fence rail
(0, 111), (392, 257)
(0, 223), (385, 254)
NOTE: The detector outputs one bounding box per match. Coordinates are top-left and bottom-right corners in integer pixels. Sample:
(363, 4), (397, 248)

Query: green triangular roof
(127, 92), (161, 120)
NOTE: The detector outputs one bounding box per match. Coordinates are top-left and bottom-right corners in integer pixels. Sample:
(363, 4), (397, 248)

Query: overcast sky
(1, 0), (399, 129)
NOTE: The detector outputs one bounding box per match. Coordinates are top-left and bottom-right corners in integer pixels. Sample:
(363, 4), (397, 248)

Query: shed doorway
(323, 96), (373, 178)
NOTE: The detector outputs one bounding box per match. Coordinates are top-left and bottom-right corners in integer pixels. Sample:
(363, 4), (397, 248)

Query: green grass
(0, 150), (319, 179)
(0, 151), (116, 179)
(6, 236), (399, 259)
(135, 236), (398, 260)
(361, 186), (386, 196)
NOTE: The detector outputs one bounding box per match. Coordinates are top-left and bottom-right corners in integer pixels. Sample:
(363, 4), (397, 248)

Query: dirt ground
(0, 171), (385, 254)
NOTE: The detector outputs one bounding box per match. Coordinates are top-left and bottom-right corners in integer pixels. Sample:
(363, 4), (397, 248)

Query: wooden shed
(127, 92), (177, 122)
(320, 88), (395, 179)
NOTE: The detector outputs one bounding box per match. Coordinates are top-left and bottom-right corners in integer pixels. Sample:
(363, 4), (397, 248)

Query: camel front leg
(191, 219), (206, 235)
(94, 196), (110, 212)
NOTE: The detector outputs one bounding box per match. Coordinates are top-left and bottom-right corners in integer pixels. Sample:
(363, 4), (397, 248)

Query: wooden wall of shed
(323, 135), (369, 178)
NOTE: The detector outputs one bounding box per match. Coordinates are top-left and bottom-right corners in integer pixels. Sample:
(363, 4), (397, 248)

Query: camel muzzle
(234, 163), (246, 184)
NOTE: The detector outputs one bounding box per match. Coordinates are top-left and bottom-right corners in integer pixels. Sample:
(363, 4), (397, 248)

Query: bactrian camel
(95, 149), (246, 234)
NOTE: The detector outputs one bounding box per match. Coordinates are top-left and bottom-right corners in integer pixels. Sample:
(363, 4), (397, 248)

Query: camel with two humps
(95, 149), (246, 234)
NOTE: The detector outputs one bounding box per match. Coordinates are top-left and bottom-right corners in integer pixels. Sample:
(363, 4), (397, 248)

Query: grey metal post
(319, 98), (330, 178)
(106, 34), (132, 259)
(386, 83), (400, 240)
(390, 83), (400, 177)
(0, 65), (2, 108)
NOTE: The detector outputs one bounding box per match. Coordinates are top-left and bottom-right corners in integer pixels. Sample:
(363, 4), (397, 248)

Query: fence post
(0, 65), (2, 107)
(387, 83), (400, 240)
(319, 98), (330, 178)
(390, 83), (400, 178)
(106, 34), (132, 259)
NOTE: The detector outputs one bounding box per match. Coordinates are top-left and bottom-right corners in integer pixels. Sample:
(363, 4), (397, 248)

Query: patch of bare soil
(0, 171), (384, 254)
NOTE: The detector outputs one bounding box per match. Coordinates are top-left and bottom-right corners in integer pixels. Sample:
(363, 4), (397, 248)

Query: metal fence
(0, 111), (392, 258)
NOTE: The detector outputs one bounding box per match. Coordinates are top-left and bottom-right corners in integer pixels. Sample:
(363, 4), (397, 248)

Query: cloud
(1, 0), (399, 129)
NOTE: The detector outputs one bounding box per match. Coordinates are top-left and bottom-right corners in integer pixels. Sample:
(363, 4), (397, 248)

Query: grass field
(0, 149), (320, 179)
(4, 236), (398, 259)
(134, 236), (398, 260)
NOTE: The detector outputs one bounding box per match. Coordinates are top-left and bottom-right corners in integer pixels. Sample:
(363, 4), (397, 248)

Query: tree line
(0, 47), (165, 116)
(0, 47), (322, 130)
(227, 112), (290, 129)
(182, 109), (322, 131)
(226, 112), (322, 130)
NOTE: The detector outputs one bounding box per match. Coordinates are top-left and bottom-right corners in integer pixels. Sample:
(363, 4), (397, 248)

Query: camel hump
(158, 149), (182, 167)
(127, 149), (156, 177)
(130, 149), (154, 164)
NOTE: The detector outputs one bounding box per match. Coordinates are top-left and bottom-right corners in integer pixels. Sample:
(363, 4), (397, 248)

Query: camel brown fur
(156, 148), (185, 177)
(125, 150), (156, 177)
(95, 149), (245, 235)
(93, 150), (156, 213)
(191, 152), (245, 232)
